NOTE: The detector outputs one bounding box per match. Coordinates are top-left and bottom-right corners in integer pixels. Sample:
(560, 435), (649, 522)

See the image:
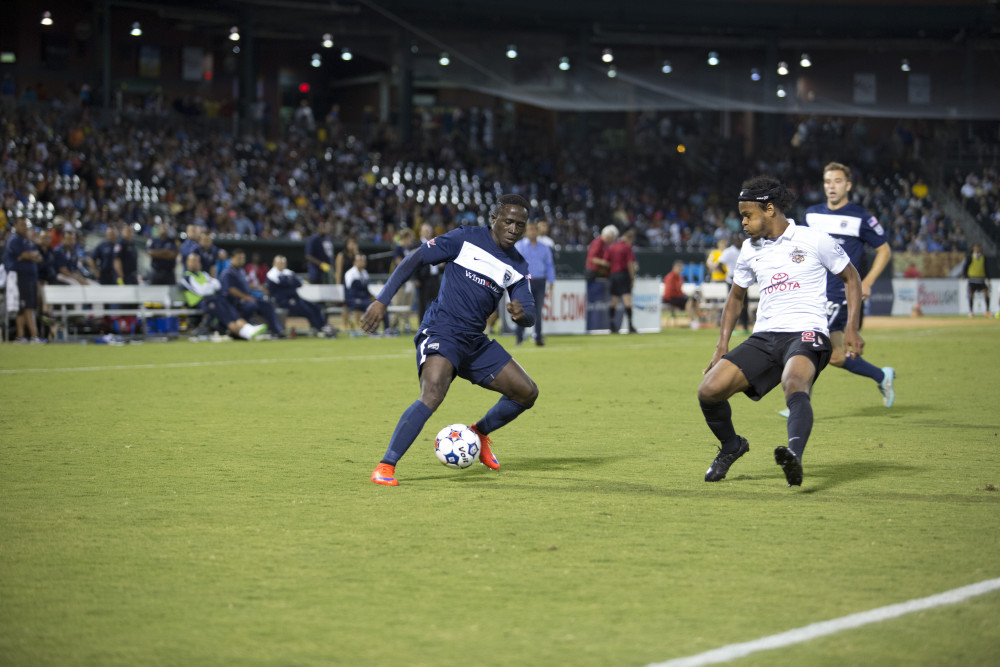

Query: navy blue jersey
(148, 236), (178, 271)
(378, 225), (535, 335)
(3, 232), (39, 278)
(91, 240), (117, 284)
(802, 202), (888, 302)
(220, 264), (253, 299)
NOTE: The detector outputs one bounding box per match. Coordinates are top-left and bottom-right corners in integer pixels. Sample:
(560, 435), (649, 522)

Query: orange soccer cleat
(371, 462), (398, 486)
(470, 424), (499, 470)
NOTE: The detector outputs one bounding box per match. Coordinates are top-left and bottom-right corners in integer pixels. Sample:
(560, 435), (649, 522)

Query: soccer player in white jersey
(778, 162), (894, 415)
(363, 194), (539, 486)
(697, 176), (865, 487)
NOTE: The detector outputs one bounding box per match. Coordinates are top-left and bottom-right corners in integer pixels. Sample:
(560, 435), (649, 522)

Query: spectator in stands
(221, 248), (284, 336)
(305, 219), (334, 284)
(91, 225), (119, 285)
(179, 253), (267, 340)
(514, 220), (556, 345)
(147, 220), (179, 285)
(903, 262), (922, 278)
(245, 252), (269, 290)
(266, 254), (337, 337)
(114, 224), (139, 285)
(607, 226), (638, 334)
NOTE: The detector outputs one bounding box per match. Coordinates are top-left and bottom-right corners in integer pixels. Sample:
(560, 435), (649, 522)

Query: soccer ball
(434, 424), (481, 469)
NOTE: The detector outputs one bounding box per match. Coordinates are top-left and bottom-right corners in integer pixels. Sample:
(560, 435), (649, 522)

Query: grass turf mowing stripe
(648, 577), (1000, 667)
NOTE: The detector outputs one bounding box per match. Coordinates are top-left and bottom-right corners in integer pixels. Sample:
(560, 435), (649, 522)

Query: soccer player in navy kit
(788, 162), (895, 410)
(364, 194), (539, 486)
(698, 176), (864, 487)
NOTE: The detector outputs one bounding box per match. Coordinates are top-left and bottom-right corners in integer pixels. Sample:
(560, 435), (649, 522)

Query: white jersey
(732, 220), (849, 334)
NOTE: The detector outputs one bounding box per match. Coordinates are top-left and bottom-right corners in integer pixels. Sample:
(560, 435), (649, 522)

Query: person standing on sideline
(536, 220), (556, 249)
(717, 234), (749, 333)
(363, 194), (538, 486)
(514, 220), (555, 346)
(305, 219), (335, 284)
(793, 162), (895, 410)
(114, 224), (139, 284)
(91, 225), (119, 285)
(585, 224), (617, 283)
(3, 217), (44, 342)
(962, 243), (991, 317)
(607, 227), (639, 333)
(698, 176), (864, 487)
(147, 220), (178, 285)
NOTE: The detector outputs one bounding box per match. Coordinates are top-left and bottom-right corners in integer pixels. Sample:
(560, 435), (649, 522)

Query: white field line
(647, 577), (1000, 667)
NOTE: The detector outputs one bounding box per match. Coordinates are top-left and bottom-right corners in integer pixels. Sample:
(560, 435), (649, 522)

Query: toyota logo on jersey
(762, 271), (801, 295)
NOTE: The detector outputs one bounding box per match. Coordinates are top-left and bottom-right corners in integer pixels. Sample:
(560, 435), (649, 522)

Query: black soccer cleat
(705, 437), (750, 482)
(774, 446), (803, 487)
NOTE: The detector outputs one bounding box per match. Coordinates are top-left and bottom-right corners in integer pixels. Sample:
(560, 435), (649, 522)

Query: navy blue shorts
(826, 299), (864, 333)
(414, 328), (512, 387)
(17, 276), (38, 311)
(723, 331), (832, 401)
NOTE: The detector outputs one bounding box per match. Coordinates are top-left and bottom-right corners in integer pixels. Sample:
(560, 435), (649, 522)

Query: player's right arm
(705, 283), (745, 374)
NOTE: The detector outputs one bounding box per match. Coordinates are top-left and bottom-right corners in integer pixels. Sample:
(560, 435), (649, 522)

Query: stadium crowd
(1, 92), (993, 340)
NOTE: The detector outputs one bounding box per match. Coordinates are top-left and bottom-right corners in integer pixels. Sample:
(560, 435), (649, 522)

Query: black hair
(738, 175), (796, 212)
(491, 194), (530, 218)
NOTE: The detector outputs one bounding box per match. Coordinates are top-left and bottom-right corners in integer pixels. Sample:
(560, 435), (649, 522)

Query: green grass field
(2, 320), (998, 666)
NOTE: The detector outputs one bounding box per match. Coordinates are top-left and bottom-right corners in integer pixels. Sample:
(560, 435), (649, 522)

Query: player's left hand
(361, 300), (387, 334)
(507, 299), (525, 323)
(844, 330), (865, 359)
(861, 283), (872, 301)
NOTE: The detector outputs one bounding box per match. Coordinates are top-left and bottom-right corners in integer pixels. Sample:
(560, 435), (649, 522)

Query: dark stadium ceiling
(117, 0), (1000, 45)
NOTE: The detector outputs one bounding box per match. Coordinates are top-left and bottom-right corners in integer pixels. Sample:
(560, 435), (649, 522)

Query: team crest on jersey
(503, 269), (512, 284)
(790, 247), (806, 263)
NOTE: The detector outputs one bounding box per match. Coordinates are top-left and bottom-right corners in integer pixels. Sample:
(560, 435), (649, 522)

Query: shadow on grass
(799, 460), (922, 493)
(404, 455), (618, 484)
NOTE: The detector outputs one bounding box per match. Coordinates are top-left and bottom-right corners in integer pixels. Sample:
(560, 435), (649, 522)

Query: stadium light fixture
(607, 64), (617, 78)
(340, 47), (352, 61)
(777, 84), (787, 98)
(601, 48), (614, 63)
(777, 61), (789, 76)
(901, 58), (911, 72)
(707, 51), (719, 66)
(799, 53), (812, 68)
(506, 44), (517, 59)
(751, 67), (761, 81)
(311, 53), (322, 67)
(322, 33), (334, 48)
(661, 60), (672, 74)
(439, 52), (450, 66)
(558, 56), (570, 71)
(41, 11), (53, 26)
(233, 45), (240, 54)
(130, 22), (142, 37)
(229, 26), (240, 41)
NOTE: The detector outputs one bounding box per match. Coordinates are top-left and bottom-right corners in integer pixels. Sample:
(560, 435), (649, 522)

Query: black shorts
(609, 271), (632, 296)
(968, 281), (988, 294)
(17, 276), (38, 311)
(723, 331), (832, 401)
(826, 299), (864, 333)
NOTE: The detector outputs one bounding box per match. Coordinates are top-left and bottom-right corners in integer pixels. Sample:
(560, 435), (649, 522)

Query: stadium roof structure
(48, 0), (1000, 117)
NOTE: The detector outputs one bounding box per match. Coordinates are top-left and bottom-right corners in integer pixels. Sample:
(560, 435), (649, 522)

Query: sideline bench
(43, 281), (413, 338)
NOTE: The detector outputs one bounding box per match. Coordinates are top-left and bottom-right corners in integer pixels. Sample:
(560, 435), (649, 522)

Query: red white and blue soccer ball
(434, 424), (481, 469)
